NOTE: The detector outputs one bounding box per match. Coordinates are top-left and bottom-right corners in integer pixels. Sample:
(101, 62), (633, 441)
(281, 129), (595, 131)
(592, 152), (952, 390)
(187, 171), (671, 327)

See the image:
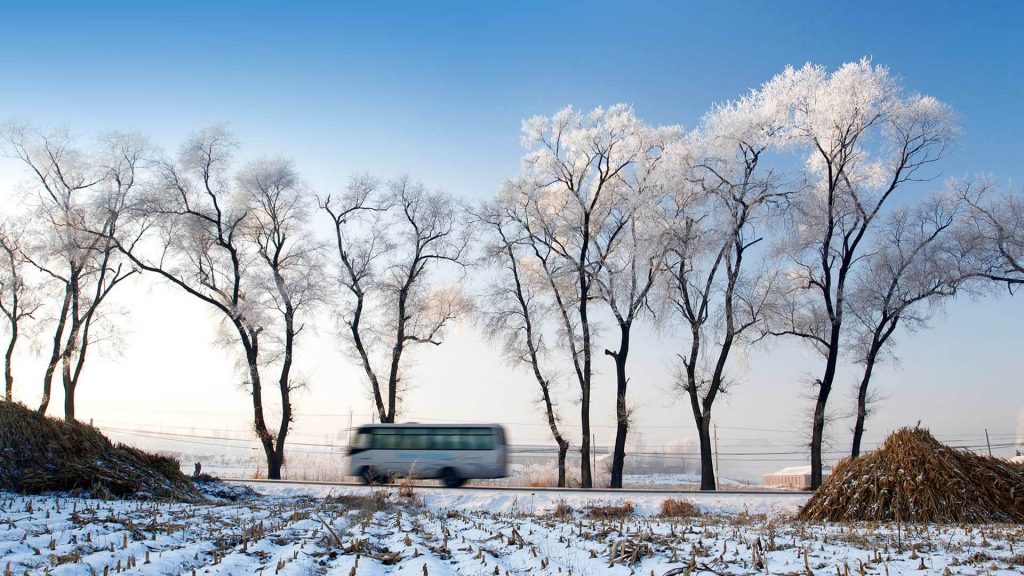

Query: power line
(94, 414), (1019, 441)
(98, 421), (1020, 448)
(101, 425), (1020, 458)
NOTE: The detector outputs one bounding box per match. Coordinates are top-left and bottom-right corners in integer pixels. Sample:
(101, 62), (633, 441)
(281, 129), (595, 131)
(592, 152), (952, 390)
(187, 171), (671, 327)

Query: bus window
(348, 429), (372, 455)
(353, 431), (371, 449)
(357, 427), (501, 450)
(399, 429), (428, 450)
(433, 432), (455, 450)
(373, 429), (401, 450)
(478, 432), (495, 450)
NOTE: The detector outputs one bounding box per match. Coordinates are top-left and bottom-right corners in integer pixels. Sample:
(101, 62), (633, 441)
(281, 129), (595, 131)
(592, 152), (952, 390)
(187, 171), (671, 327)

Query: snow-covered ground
(1, 483), (1022, 575)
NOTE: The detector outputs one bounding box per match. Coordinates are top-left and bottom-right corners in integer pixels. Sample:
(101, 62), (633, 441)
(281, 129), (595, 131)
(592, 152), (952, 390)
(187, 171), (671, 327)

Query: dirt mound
(799, 426), (1024, 523)
(0, 401), (203, 501)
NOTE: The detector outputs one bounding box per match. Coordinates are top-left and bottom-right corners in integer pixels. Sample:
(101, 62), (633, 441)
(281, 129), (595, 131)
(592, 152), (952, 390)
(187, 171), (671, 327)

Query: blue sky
(1, 1), (1022, 478)
(2, 1), (1022, 195)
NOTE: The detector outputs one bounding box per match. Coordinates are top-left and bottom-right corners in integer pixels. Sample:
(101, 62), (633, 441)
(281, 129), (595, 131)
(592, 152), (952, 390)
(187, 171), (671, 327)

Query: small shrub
(550, 499), (573, 519)
(659, 498), (699, 518)
(728, 510), (769, 526)
(372, 489), (391, 509)
(513, 461), (563, 488)
(507, 459), (612, 488)
(328, 491), (391, 512)
(1005, 554), (1024, 566)
(397, 474), (416, 499)
(586, 500), (633, 520)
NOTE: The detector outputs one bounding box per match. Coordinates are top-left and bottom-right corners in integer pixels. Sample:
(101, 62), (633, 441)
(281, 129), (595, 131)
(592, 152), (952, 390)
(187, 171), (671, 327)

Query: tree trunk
(578, 293), (593, 488)
(851, 349), (878, 458)
(40, 285), (72, 415)
(687, 385), (718, 491)
(556, 439), (569, 488)
(610, 404), (627, 489)
(810, 326), (841, 489)
(61, 269), (84, 422)
(384, 330), (400, 423)
(697, 414), (716, 491)
(683, 326), (718, 490)
(503, 235), (570, 489)
(64, 315), (95, 423)
(61, 321), (83, 422)
(580, 386), (592, 488)
(4, 322), (15, 402)
(63, 379), (76, 421)
(810, 386), (828, 489)
(350, 298), (385, 425)
(384, 286), (410, 425)
(608, 323), (631, 489)
(239, 325), (279, 480)
(539, 383), (569, 488)
(272, 284), (296, 481)
(267, 446), (285, 480)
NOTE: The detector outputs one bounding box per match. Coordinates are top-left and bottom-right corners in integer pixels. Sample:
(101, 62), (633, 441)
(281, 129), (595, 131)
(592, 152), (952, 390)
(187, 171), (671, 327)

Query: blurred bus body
(348, 423), (507, 487)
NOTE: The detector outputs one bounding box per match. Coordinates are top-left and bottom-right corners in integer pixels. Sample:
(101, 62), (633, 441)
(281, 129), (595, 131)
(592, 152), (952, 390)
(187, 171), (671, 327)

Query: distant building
(763, 465), (831, 489)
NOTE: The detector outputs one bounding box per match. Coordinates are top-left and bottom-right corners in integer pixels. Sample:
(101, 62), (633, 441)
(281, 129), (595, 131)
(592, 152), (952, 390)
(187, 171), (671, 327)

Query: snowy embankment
(1, 483), (1022, 575)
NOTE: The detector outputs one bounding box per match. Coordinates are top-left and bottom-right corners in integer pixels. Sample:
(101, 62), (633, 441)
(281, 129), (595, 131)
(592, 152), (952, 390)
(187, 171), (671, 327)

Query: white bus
(348, 423), (508, 487)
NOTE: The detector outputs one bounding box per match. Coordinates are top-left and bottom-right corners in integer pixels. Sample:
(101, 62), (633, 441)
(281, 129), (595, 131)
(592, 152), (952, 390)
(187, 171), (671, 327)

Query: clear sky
(1, 1), (1022, 480)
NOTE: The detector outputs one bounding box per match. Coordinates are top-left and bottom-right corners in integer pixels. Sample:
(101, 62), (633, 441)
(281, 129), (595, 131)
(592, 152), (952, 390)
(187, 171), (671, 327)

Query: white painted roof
(763, 465), (832, 477)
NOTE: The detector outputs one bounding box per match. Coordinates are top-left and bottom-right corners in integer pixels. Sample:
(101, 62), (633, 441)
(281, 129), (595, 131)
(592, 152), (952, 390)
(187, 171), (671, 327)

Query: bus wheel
(440, 467), (464, 488)
(360, 466), (379, 485)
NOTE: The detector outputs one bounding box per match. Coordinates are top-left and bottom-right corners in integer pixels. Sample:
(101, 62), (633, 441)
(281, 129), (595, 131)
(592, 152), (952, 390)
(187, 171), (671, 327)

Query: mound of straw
(799, 426), (1024, 523)
(659, 498), (700, 518)
(0, 401), (202, 501)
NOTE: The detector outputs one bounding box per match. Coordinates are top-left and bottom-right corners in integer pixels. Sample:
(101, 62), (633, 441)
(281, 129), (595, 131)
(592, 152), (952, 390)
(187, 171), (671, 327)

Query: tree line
(1, 59), (1020, 487)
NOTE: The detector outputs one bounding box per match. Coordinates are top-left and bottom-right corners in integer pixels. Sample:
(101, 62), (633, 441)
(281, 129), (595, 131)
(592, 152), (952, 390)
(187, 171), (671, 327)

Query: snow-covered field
(1, 483), (1022, 575)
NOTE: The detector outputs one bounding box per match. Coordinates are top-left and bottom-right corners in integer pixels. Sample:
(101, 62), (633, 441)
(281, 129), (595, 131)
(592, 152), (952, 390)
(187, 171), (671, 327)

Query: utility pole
(713, 424), (720, 488)
(985, 428), (992, 457)
(592, 434), (597, 487)
(347, 409), (353, 447)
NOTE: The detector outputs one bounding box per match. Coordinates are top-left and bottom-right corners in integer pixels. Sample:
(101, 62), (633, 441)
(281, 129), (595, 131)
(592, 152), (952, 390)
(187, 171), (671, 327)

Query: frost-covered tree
(767, 60), (957, 487)
(961, 182), (1024, 289)
(509, 104), (661, 488)
(238, 158), (324, 477)
(113, 126), (320, 479)
(3, 125), (140, 420)
(0, 221), (41, 402)
(476, 194), (570, 486)
(662, 92), (786, 491)
(846, 192), (966, 457)
(592, 124), (677, 489)
(322, 175), (469, 425)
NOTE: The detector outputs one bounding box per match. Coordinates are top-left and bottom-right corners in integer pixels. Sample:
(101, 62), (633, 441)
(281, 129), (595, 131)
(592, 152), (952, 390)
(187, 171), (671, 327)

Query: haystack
(799, 426), (1024, 523)
(0, 400), (202, 501)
